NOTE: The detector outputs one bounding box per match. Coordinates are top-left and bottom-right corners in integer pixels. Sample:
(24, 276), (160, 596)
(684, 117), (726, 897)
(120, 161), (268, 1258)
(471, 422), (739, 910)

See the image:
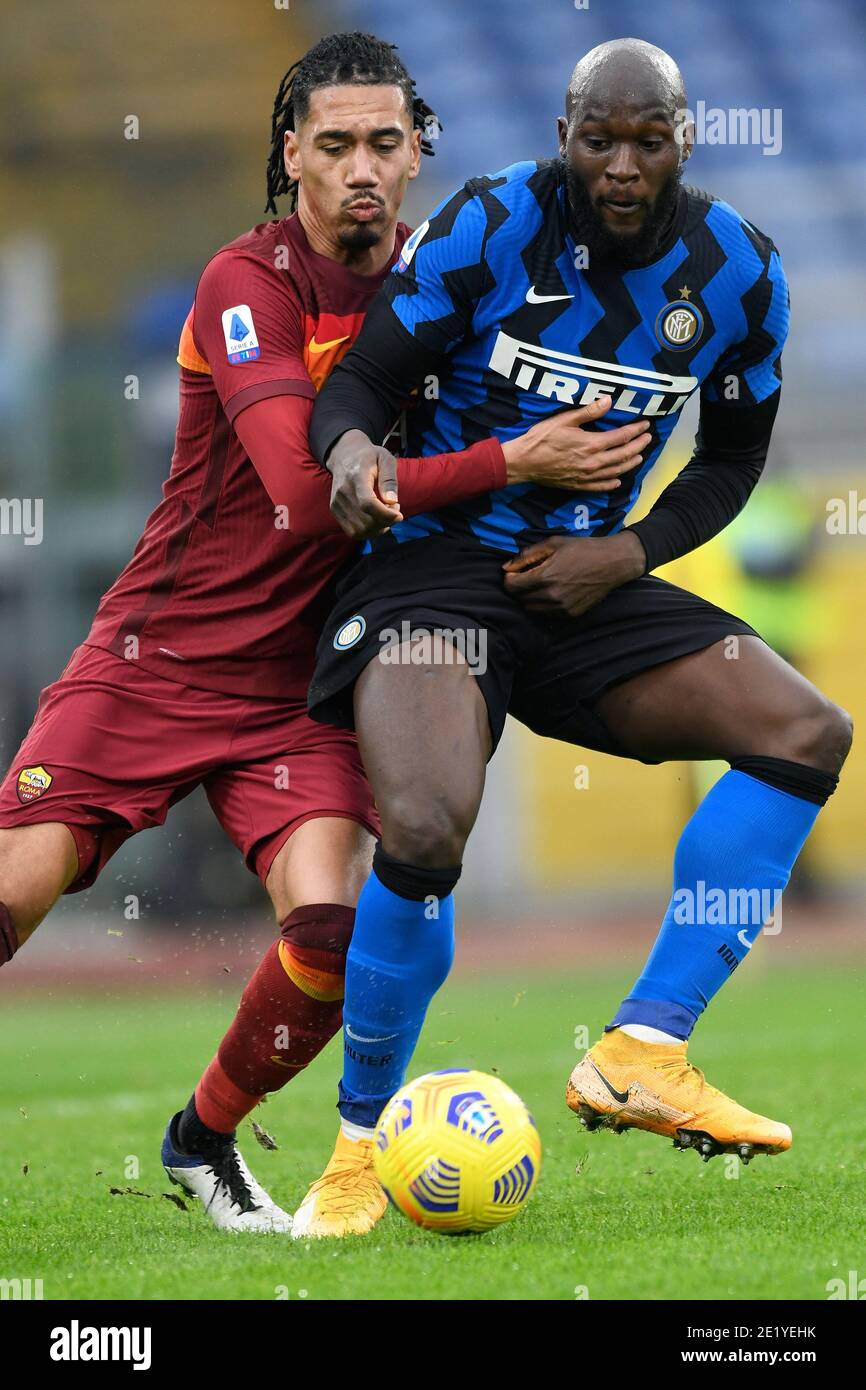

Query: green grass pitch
(2, 959), (864, 1301)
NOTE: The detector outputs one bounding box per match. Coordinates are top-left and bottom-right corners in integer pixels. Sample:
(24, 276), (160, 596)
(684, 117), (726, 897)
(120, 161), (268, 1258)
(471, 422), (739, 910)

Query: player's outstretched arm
(323, 396), (652, 540)
(188, 240), (502, 542)
(236, 388), (652, 542)
(233, 394), (505, 541)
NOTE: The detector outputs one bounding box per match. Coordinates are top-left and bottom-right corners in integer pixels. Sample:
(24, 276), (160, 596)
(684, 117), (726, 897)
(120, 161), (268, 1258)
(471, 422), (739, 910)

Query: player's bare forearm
(326, 431), (507, 541)
(503, 532), (646, 616)
(326, 397), (651, 541)
(326, 430), (403, 539)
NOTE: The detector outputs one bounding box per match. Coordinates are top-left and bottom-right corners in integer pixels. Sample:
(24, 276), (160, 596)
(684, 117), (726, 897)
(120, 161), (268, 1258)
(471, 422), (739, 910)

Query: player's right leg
(0, 644), (294, 1230)
(0, 823), (80, 964)
(0, 650), (139, 964)
(0, 645), (202, 962)
(293, 633), (492, 1238)
(165, 716), (381, 1236)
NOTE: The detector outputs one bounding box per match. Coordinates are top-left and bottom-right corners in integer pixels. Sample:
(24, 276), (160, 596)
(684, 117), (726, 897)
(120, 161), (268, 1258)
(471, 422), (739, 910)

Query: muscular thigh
(354, 636), (491, 865)
(510, 576), (849, 774)
(595, 635), (841, 768)
(509, 574), (755, 758)
(0, 822), (80, 942)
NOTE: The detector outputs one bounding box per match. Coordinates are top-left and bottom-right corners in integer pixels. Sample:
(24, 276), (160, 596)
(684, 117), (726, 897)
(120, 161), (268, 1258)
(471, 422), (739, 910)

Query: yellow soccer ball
(373, 1069), (542, 1233)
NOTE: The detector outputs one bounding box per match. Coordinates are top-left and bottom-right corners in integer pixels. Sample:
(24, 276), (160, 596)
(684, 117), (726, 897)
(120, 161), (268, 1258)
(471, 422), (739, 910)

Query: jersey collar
(282, 213), (409, 295)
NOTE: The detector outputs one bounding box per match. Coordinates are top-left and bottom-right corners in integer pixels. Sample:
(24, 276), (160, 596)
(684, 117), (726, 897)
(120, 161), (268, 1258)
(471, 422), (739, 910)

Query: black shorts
(307, 539), (759, 762)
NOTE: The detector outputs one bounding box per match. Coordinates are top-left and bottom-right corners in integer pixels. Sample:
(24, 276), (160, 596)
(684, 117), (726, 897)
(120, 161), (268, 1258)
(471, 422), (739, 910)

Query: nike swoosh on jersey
(589, 1060), (631, 1105)
(525, 286), (574, 304)
(309, 334), (350, 353)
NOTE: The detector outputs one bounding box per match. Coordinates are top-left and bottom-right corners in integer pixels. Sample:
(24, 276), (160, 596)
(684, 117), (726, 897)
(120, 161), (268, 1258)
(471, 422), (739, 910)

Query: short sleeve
(192, 249), (315, 423)
(702, 243), (789, 409)
(382, 181), (495, 357)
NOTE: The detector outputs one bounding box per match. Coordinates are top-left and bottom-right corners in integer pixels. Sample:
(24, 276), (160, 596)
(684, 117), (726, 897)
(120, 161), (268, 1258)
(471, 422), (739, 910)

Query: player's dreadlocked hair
(265, 32), (441, 215)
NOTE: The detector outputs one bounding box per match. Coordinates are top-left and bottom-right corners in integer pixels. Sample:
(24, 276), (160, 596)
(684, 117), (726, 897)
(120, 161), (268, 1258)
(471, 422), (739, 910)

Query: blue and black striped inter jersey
(345, 159), (788, 555)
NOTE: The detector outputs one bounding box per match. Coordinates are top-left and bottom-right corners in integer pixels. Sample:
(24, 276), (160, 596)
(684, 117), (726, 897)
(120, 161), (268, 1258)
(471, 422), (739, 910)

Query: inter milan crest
(333, 615), (366, 650)
(656, 297), (704, 351)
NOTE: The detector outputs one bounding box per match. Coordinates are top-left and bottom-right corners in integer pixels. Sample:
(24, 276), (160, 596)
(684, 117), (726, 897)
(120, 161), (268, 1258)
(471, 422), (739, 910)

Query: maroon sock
(0, 903), (19, 966)
(195, 903), (355, 1131)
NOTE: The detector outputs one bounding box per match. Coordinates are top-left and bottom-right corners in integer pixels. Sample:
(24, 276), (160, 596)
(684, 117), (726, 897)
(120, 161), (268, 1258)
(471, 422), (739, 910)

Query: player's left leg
(164, 705), (380, 1231)
(293, 627), (494, 1239)
(567, 633), (852, 1161)
(186, 815), (374, 1134)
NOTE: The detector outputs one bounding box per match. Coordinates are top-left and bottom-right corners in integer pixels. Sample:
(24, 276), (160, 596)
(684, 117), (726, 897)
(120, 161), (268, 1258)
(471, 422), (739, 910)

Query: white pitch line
(1, 1088), (184, 1121)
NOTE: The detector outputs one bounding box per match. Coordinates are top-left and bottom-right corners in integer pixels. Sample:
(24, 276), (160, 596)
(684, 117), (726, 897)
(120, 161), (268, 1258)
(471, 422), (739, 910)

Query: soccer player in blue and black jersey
(293, 39), (852, 1237)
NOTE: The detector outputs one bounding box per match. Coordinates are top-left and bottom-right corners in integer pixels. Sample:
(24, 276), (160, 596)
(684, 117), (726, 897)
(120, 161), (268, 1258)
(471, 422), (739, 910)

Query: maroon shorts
(0, 644), (379, 892)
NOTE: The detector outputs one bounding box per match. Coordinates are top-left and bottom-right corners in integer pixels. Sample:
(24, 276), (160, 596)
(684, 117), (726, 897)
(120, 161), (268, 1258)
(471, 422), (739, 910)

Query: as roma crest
(17, 765), (53, 803)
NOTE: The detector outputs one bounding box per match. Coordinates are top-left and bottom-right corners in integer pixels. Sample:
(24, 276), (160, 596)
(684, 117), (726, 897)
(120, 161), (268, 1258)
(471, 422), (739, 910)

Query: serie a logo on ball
(656, 300), (703, 350)
(373, 1068), (542, 1234)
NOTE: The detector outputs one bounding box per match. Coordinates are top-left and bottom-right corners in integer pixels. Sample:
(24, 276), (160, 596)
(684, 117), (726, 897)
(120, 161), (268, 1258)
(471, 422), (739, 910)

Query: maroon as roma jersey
(85, 214), (410, 698)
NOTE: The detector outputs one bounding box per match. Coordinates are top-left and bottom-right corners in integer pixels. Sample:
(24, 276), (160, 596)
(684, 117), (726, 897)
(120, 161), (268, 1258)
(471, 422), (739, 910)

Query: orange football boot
(291, 1131), (388, 1238)
(567, 1028), (792, 1163)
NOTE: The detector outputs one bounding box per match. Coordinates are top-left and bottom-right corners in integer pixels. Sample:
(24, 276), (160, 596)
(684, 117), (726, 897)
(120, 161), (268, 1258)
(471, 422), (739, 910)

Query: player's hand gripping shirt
(84, 215), (504, 698)
(311, 159), (789, 566)
(85, 215), (395, 698)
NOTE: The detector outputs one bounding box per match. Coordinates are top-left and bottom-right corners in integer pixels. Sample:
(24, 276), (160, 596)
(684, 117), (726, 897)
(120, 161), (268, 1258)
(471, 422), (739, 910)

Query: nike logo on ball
(525, 286), (574, 304)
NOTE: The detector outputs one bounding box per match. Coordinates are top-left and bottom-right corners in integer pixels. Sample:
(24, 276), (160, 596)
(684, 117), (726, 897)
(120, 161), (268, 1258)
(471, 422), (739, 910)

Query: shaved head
(565, 38), (686, 126)
(557, 38), (690, 268)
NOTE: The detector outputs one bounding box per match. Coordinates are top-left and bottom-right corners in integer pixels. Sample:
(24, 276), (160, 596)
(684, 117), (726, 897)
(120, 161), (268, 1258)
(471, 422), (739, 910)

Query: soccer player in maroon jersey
(0, 33), (628, 1231)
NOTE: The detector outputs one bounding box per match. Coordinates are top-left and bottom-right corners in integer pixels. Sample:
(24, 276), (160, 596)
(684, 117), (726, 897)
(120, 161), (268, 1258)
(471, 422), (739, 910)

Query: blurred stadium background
(1, 0), (864, 987)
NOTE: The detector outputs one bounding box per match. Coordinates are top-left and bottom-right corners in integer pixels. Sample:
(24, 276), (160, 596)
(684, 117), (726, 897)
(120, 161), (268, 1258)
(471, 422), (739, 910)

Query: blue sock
(338, 862), (456, 1130)
(608, 770), (824, 1040)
